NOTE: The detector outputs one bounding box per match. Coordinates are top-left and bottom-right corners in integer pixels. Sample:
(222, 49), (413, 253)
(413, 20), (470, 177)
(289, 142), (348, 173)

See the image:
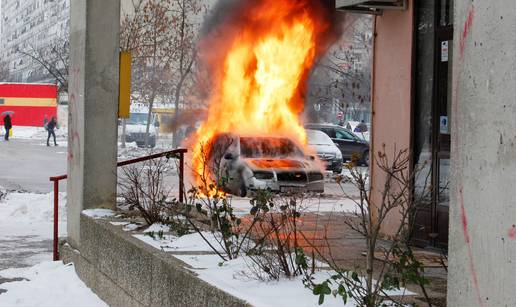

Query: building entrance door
(412, 0), (453, 249)
(431, 28), (452, 248)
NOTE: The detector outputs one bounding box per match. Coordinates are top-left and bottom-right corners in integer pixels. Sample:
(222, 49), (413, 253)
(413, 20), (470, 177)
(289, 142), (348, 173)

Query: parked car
(305, 123), (369, 165)
(306, 129), (343, 174)
(119, 104), (160, 148)
(345, 120), (370, 142)
(208, 133), (324, 197)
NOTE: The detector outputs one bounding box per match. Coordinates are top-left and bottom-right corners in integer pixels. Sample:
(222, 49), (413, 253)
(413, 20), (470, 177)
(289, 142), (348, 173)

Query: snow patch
(0, 261), (106, 307)
(134, 231), (225, 253)
(143, 223), (170, 233)
(0, 190), (66, 238)
(82, 209), (115, 219)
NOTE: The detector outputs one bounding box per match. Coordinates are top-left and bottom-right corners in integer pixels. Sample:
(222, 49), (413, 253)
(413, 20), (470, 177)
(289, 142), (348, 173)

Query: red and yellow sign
(0, 83), (58, 126)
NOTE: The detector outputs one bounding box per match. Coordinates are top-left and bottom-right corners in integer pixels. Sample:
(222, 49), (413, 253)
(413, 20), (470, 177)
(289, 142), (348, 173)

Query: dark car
(305, 123), (370, 165)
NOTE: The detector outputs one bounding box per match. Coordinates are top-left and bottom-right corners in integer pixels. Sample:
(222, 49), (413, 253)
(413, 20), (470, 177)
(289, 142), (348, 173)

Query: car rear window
(306, 129), (334, 145)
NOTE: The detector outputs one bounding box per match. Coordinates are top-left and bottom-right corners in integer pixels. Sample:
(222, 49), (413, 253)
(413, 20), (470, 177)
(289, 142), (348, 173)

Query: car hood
(244, 158), (318, 171)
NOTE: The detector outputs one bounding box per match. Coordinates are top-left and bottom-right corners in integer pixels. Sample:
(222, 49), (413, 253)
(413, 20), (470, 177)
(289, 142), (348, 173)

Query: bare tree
(17, 35), (69, 93)
(120, 0), (204, 148)
(167, 0), (203, 147)
(307, 14), (372, 124)
(0, 60), (10, 82)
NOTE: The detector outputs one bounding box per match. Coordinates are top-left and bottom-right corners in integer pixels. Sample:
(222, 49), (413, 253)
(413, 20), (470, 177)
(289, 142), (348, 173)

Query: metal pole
(179, 152), (184, 203)
(53, 179), (59, 261)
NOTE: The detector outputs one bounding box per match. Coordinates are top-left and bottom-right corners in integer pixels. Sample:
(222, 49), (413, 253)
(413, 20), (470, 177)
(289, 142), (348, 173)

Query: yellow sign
(118, 51), (132, 118)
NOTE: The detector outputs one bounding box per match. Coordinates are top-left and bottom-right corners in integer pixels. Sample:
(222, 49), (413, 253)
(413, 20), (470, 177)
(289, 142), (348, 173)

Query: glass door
(412, 0), (453, 248)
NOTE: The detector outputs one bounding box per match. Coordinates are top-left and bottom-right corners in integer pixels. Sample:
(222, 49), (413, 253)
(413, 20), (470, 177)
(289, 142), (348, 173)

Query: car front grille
(130, 132), (148, 141)
(317, 153), (335, 161)
(276, 171), (307, 182)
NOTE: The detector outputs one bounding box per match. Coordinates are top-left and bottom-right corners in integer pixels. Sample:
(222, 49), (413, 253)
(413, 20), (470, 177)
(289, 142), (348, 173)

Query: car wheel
(362, 151), (369, 166)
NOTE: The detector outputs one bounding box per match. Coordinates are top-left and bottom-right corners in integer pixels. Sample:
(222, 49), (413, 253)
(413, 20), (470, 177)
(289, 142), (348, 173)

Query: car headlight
(335, 150), (342, 160)
(253, 171), (274, 180)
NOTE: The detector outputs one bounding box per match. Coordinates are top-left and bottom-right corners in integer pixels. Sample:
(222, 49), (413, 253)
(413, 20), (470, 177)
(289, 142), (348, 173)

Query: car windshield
(307, 129), (334, 146)
(127, 113), (148, 125)
(240, 137), (304, 158)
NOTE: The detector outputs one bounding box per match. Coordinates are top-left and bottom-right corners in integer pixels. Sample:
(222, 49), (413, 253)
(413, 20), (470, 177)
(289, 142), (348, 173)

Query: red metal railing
(49, 148), (187, 261)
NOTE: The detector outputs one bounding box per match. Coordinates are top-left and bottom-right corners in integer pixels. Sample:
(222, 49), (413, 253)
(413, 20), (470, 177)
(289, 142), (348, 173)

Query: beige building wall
(369, 1), (413, 235)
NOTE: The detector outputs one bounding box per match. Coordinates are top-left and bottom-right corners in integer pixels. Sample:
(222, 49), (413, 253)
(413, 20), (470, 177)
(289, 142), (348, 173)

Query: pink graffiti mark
(508, 226), (516, 240)
(459, 187), (484, 307)
(452, 5), (475, 151)
(459, 6), (475, 58)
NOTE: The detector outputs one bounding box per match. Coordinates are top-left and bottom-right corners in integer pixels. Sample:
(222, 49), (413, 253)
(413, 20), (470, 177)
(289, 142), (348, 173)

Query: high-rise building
(0, 0), (70, 83)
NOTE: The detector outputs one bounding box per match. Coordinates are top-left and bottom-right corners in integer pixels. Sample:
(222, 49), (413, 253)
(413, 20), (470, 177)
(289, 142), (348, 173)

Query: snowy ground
(0, 190), (66, 270)
(0, 262), (106, 307)
(5, 126), (68, 146)
(127, 224), (413, 307)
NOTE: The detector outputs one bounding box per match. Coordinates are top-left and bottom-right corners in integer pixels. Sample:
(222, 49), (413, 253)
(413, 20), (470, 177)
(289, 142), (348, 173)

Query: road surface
(0, 139), (67, 193)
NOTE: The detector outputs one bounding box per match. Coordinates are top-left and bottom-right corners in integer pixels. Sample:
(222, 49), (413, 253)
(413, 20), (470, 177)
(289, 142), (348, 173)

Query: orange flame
(187, 0), (337, 187)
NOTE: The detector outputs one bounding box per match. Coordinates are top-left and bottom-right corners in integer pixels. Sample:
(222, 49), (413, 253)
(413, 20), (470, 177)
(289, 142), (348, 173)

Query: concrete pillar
(67, 0), (120, 248)
(448, 1), (516, 306)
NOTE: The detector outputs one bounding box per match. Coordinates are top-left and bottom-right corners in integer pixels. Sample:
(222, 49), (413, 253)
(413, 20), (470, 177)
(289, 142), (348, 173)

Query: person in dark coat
(3, 114), (12, 141)
(354, 120), (368, 133)
(47, 116), (58, 146)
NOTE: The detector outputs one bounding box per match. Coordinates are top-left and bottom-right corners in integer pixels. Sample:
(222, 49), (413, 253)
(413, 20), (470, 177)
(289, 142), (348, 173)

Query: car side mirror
(224, 153), (234, 160)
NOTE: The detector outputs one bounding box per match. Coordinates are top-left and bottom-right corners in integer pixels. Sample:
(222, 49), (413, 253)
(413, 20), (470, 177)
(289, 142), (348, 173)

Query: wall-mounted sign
(441, 41), (449, 62)
(440, 116), (449, 134)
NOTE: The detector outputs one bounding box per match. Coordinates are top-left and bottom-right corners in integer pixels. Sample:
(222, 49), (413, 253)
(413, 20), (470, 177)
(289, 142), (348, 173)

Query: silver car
(306, 129), (343, 174)
(208, 133), (324, 197)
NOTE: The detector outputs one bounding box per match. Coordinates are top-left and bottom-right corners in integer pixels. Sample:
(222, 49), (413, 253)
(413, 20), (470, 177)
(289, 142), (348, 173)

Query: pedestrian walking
(3, 114), (12, 141)
(43, 115), (49, 131)
(46, 116), (58, 146)
(354, 120), (368, 133)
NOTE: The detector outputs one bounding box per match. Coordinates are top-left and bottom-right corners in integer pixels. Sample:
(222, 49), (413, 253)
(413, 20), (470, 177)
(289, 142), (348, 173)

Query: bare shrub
(244, 191), (314, 281)
(118, 157), (174, 225)
(303, 146), (435, 306)
(182, 141), (259, 261)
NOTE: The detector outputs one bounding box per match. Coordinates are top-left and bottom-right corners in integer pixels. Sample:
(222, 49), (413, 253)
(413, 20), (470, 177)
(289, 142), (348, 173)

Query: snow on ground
(0, 190), (66, 238)
(7, 126), (67, 146)
(133, 231), (227, 253)
(132, 232), (414, 307)
(82, 208), (115, 219)
(176, 254), (356, 307)
(0, 261), (107, 307)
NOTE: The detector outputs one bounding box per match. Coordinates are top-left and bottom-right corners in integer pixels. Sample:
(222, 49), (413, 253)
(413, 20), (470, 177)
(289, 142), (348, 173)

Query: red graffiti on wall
(508, 226), (516, 240)
(459, 6), (475, 57)
(459, 187), (484, 307)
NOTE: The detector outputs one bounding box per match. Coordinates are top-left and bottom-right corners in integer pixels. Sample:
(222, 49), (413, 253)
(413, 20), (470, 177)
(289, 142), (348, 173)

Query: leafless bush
(304, 146), (434, 306)
(183, 141), (259, 261)
(243, 191), (315, 281)
(118, 157), (174, 225)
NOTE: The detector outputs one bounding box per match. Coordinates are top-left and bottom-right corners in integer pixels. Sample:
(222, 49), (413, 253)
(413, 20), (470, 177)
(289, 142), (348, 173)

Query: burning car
(207, 133), (324, 197)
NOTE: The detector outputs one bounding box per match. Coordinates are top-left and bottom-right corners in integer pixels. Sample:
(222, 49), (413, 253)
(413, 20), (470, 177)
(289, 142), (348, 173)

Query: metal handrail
(49, 148), (187, 261)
